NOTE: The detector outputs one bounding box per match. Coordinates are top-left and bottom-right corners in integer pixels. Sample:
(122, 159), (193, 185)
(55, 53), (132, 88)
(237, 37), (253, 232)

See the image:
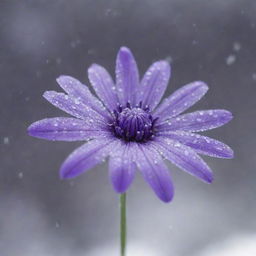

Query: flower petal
(152, 137), (213, 183)
(116, 47), (139, 106)
(135, 143), (174, 203)
(56, 75), (110, 119)
(137, 61), (170, 110)
(43, 91), (105, 125)
(157, 109), (233, 132)
(60, 138), (116, 179)
(109, 141), (136, 193)
(28, 117), (110, 141)
(154, 81), (208, 121)
(158, 131), (233, 158)
(88, 64), (119, 112)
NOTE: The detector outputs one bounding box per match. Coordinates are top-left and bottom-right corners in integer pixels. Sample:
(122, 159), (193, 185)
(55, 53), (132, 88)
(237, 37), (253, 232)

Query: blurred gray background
(1, 0), (256, 255)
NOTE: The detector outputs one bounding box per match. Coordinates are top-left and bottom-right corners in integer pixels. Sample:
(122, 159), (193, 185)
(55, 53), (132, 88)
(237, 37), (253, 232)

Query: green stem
(120, 193), (126, 256)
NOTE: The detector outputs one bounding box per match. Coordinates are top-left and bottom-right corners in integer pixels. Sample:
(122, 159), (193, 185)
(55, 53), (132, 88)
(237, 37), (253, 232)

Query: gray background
(1, 0), (256, 255)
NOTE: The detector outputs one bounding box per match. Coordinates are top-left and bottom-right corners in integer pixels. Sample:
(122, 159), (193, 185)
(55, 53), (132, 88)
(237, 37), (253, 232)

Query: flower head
(28, 47), (233, 202)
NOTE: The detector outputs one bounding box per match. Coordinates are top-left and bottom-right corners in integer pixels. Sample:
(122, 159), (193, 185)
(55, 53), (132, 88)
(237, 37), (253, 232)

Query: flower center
(112, 103), (157, 142)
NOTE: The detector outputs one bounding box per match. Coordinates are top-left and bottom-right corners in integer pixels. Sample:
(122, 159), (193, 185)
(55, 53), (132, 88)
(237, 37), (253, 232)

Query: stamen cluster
(112, 102), (158, 142)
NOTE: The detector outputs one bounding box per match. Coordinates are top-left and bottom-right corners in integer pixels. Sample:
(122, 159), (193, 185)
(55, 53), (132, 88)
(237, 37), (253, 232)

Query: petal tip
(56, 75), (67, 84)
(42, 90), (53, 99)
(27, 123), (35, 136)
(113, 186), (127, 194)
(59, 163), (75, 179)
(205, 174), (214, 184)
(221, 110), (233, 124)
(88, 63), (98, 71)
(59, 168), (71, 179)
(195, 81), (209, 91)
(159, 60), (170, 66)
(119, 46), (131, 52)
(57, 75), (76, 84)
(118, 46), (133, 58)
(27, 121), (42, 138)
(225, 149), (234, 159)
(88, 64), (102, 77)
(160, 192), (174, 203)
(157, 60), (171, 73)
(56, 74), (67, 80)
(227, 111), (233, 120)
(111, 175), (131, 194)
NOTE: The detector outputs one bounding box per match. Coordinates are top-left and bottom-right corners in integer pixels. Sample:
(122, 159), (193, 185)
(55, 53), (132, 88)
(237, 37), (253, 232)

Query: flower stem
(120, 193), (126, 256)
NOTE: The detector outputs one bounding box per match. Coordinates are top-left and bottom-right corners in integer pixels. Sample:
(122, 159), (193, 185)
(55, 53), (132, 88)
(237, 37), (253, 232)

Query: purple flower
(28, 47), (233, 203)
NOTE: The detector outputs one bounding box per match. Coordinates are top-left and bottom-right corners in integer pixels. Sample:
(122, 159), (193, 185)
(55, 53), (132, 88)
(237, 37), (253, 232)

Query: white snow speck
(165, 56), (173, 63)
(226, 55), (236, 65)
(192, 40), (198, 45)
(233, 42), (241, 52)
(18, 172), (23, 179)
(3, 137), (9, 144)
(70, 39), (81, 49)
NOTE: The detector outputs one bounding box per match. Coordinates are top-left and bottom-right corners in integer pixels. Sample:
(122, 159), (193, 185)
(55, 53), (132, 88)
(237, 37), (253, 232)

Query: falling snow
(233, 42), (241, 52)
(3, 137), (9, 144)
(165, 56), (173, 63)
(226, 55), (236, 65)
(18, 172), (24, 179)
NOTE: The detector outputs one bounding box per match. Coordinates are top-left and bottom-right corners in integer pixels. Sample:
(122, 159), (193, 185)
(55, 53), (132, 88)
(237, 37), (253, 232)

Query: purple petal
(43, 91), (105, 125)
(28, 117), (110, 141)
(152, 137), (213, 183)
(137, 61), (170, 110)
(88, 64), (119, 112)
(158, 131), (233, 158)
(60, 138), (117, 179)
(135, 143), (174, 203)
(116, 47), (139, 106)
(154, 81), (208, 121)
(157, 109), (233, 132)
(109, 141), (136, 193)
(56, 75), (110, 119)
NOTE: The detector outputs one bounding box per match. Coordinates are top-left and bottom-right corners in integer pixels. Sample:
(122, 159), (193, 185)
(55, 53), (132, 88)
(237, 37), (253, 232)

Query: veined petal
(88, 64), (119, 112)
(60, 138), (117, 179)
(57, 75), (109, 118)
(56, 75), (110, 119)
(135, 143), (174, 203)
(158, 131), (233, 158)
(152, 137), (213, 183)
(156, 109), (233, 132)
(154, 81), (208, 121)
(43, 91), (105, 125)
(116, 47), (139, 106)
(109, 141), (136, 193)
(137, 61), (170, 110)
(28, 117), (110, 141)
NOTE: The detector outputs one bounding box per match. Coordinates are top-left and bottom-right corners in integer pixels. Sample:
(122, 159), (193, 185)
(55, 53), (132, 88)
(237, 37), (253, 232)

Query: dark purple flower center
(112, 103), (158, 142)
